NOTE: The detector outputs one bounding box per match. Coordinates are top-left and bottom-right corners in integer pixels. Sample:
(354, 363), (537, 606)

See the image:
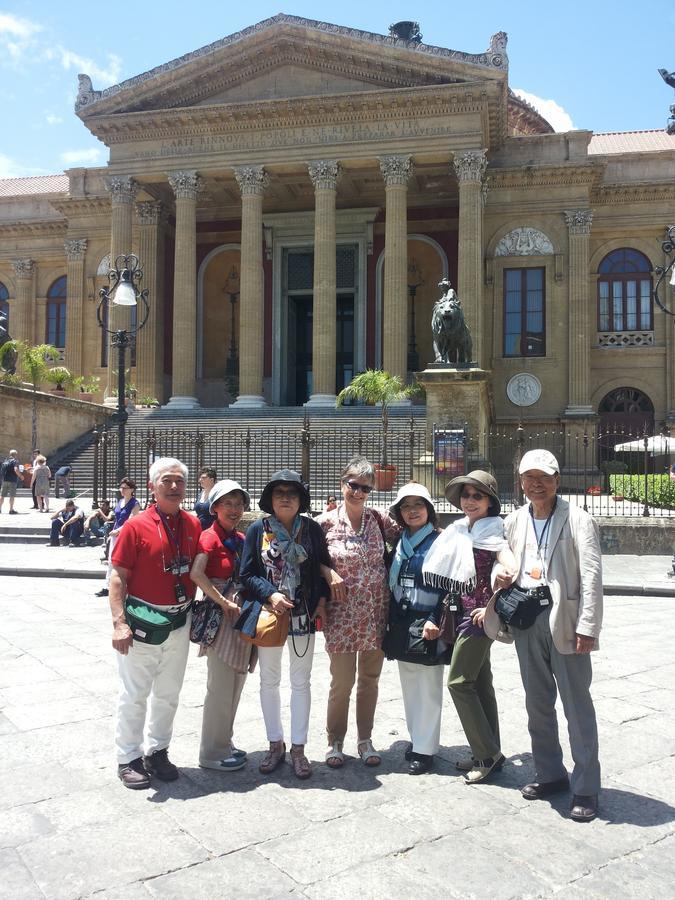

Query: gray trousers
(513, 608), (601, 796)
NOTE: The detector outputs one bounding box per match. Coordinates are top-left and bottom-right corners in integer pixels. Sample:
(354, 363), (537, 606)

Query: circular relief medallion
(507, 373), (541, 407)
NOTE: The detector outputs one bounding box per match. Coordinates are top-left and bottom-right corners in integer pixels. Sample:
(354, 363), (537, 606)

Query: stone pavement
(1, 569), (674, 899)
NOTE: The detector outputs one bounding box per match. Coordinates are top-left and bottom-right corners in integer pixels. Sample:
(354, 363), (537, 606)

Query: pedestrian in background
(31, 455), (51, 512)
(54, 464), (73, 498)
(0, 449), (21, 514)
(194, 466), (217, 530)
(97, 477), (141, 598)
(47, 499), (85, 546)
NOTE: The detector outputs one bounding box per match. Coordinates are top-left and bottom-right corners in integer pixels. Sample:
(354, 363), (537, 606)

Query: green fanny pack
(124, 596), (191, 645)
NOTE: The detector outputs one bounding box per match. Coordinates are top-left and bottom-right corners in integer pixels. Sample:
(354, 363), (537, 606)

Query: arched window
(46, 275), (67, 348)
(597, 249), (652, 332)
(0, 281), (8, 331)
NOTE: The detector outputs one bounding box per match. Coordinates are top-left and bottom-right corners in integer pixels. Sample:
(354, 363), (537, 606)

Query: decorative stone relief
(97, 254), (111, 276)
(488, 31), (509, 68)
(107, 176), (138, 205)
(64, 239), (87, 261)
(233, 165), (268, 196)
(12, 258), (35, 278)
(308, 160), (341, 191)
(168, 171), (203, 200)
(74, 73), (101, 111)
(453, 150), (487, 183)
(564, 209), (593, 234)
(495, 228), (554, 257)
(136, 201), (165, 225)
(379, 155), (413, 186)
(597, 331), (654, 348)
(507, 373), (541, 407)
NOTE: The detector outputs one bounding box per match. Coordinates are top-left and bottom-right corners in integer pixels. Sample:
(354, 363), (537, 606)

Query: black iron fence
(93, 417), (675, 518)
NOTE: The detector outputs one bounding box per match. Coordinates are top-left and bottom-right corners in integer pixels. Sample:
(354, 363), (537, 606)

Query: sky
(1, 0), (674, 178)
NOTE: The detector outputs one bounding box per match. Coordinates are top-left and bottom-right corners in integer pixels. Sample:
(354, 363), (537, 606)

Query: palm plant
(336, 369), (418, 470)
(0, 341), (61, 449)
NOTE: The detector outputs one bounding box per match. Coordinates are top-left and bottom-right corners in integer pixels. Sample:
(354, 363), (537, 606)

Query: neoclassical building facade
(1, 14), (674, 431)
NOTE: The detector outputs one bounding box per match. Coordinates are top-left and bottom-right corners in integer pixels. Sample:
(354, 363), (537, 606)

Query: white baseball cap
(519, 449), (559, 476)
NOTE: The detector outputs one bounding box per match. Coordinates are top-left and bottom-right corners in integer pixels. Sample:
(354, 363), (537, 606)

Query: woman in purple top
(97, 477), (141, 598)
(422, 470), (516, 784)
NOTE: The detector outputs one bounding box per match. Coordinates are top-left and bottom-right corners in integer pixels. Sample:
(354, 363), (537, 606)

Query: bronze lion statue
(431, 280), (473, 366)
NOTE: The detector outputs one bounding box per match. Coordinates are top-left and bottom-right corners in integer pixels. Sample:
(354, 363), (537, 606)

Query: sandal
(357, 739), (381, 767)
(290, 745), (312, 780)
(259, 741), (286, 774)
(325, 741), (344, 769)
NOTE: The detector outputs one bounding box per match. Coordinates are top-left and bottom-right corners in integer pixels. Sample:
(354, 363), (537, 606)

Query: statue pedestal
(413, 365), (493, 491)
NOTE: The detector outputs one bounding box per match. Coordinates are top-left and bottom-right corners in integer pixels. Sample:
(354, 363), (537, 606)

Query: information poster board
(434, 429), (465, 478)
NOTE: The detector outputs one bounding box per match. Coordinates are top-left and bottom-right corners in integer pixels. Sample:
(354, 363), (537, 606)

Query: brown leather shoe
(521, 777), (569, 800)
(570, 794), (598, 822)
(118, 757), (151, 790)
(143, 747), (179, 781)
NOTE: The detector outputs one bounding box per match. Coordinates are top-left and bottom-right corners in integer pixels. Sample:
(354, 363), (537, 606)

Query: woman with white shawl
(423, 470), (516, 784)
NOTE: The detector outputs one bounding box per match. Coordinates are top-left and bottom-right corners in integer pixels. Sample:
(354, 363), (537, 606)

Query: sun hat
(259, 469), (311, 514)
(518, 449), (559, 476)
(445, 470), (501, 514)
(389, 482), (435, 517)
(208, 479), (250, 514)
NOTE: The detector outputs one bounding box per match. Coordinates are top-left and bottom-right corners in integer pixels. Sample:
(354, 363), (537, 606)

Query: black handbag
(437, 593), (461, 644)
(190, 597), (223, 645)
(383, 600), (447, 666)
(494, 584), (551, 630)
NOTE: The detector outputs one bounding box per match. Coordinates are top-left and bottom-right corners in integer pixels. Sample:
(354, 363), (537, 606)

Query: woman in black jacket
(240, 470), (331, 779)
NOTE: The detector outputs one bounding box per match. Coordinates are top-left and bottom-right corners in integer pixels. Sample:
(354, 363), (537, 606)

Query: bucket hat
(259, 469), (311, 514)
(208, 479), (250, 514)
(445, 470), (501, 514)
(389, 482), (436, 517)
(518, 449), (559, 476)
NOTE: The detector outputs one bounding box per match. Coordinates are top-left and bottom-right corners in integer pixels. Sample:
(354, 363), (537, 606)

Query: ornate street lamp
(653, 225), (675, 318)
(97, 253), (149, 479)
(407, 258), (424, 372)
(224, 265), (240, 384)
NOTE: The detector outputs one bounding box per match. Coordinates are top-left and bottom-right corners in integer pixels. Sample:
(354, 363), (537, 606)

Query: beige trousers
(326, 649), (384, 745)
(199, 650), (248, 763)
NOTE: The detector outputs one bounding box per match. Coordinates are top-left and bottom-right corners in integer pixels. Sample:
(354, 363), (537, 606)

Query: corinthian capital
(308, 160), (341, 191)
(168, 171), (203, 200)
(64, 238), (87, 261)
(136, 201), (165, 225)
(564, 209), (593, 234)
(233, 165), (268, 196)
(453, 150), (488, 183)
(12, 258), (35, 278)
(107, 176), (138, 205)
(379, 155), (413, 186)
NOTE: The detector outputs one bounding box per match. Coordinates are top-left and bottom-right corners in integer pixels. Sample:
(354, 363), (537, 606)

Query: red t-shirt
(112, 506), (201, 606)
(197, 521), (244, 581)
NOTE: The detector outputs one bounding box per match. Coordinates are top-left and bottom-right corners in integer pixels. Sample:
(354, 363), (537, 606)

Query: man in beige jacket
(486, 449), (603, 822)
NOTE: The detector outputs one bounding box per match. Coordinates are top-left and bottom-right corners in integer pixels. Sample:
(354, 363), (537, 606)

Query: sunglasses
(460, 491), (487, 502)
(344, 480), (373, 494)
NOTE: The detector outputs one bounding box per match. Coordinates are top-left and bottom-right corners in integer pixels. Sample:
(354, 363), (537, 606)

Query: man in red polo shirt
(110, 457), (201, 789)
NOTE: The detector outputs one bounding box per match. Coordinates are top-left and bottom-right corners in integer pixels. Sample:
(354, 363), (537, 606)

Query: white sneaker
(199, 755), (246, 772)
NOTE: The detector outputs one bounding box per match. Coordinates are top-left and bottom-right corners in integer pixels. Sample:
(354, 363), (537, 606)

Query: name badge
(529, 566), (542, 580)
(400, 575), (415, 589)
(539, 595), (550, 606)
(178, 563), (190, 575)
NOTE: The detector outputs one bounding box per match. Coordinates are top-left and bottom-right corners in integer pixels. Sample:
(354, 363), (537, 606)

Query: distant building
(1, 14), (674, 434)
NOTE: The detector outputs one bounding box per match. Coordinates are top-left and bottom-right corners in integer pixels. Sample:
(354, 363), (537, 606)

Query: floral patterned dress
(317, 504), (399, 653)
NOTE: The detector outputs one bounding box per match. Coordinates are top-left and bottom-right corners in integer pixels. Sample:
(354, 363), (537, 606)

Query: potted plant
(336, 369), (418, 491)
(138, 395), (159, 408)
(45, 366), (72, 393)
(75, 374), (100, 402)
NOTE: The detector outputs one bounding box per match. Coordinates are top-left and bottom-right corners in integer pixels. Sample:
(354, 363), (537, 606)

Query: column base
(163, 395), (201, 410)
(305, 393), (337, 408)
(230, 394), (267, 409)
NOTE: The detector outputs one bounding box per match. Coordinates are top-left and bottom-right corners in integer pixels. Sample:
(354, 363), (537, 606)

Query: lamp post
(224, 265), (240, 383)
(97, 253), (149, 480)
(407, 259), (424, 372)
(653, 225), (675, 318)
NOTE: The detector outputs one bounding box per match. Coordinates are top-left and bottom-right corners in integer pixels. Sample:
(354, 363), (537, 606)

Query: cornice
(50, 197), (111, 217)
(591, 181), (675, 204)
(0, 220), (67, 238)
(488, 164), (602, 189)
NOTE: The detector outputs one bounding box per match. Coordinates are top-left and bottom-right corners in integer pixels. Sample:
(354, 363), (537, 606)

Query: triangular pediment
(76, 14), (508, 118)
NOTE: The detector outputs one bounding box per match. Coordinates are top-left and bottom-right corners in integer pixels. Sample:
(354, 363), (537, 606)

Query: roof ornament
(488, 31), (508, 69)
(75, 74), (101, 112)
(658, 69), (675, 135)
(388, 21), (422, 43)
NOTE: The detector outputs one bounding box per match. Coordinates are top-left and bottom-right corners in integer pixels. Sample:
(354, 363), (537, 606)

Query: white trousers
(115, 620), (190, 764)
(398, 661), (445, 756)
(258, 634), (315, 746)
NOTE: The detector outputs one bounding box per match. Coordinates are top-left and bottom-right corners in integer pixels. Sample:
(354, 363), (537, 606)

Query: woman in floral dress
(317, 456), (399, 768)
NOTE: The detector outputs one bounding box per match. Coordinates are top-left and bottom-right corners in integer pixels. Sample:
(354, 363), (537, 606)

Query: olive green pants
(447, 633), (500, 761)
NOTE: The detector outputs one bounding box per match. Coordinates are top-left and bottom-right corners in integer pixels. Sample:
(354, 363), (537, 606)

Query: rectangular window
(503, 267), (545, 357)
(46, 301), (66, 348)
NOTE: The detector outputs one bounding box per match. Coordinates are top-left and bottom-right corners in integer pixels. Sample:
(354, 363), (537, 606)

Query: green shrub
(609, 474), (675, 509)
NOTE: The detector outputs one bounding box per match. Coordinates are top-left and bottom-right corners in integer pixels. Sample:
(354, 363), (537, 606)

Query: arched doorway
(598, 387), (654, 464)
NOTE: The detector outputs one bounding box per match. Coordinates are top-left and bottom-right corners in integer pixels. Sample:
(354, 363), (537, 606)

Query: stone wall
(0, 384), (112, 460)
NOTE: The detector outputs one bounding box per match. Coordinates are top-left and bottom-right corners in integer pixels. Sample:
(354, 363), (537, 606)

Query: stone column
(135, 202), (166, 404)
(105, 177), (138, 402)
(306, 159), (341, 407)
(231, 165), (268, 408)
(64, 239), (87, 375)
(379, 155), (412, 383)
(564, 209), (594, 416)
(11, 259), (35, 345)
(166, 171), (202, 408)
(454, 150), (487, 366)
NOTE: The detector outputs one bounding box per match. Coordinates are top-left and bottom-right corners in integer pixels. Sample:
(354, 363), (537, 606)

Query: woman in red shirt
(190, 479), (253, 772)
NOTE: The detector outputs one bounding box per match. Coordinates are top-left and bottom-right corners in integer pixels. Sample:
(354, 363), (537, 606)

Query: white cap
(519, 449), (559, 476)
(208, 479), (250, 514)
(389, 482), (435, 515)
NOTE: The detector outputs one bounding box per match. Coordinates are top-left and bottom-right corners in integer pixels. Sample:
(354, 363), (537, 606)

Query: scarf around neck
(422, 515), (506, 594)
(268, 514), (308, 595)
(389, 522), (434, 589)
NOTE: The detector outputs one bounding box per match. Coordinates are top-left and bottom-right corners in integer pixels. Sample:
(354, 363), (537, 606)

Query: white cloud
(0, 12), (41, 61)
(46, 113), (63, 125)
(56, 47), (122, 86)
(61, 148), (102, 165)
(513, 88), (575, 132)
(0, 153), (47, 177)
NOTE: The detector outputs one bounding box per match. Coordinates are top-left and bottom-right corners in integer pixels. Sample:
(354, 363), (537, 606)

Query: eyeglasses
(460, 492), (487, 502)
(344, 480), (373, 494)
(272, 488), (300, 499)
